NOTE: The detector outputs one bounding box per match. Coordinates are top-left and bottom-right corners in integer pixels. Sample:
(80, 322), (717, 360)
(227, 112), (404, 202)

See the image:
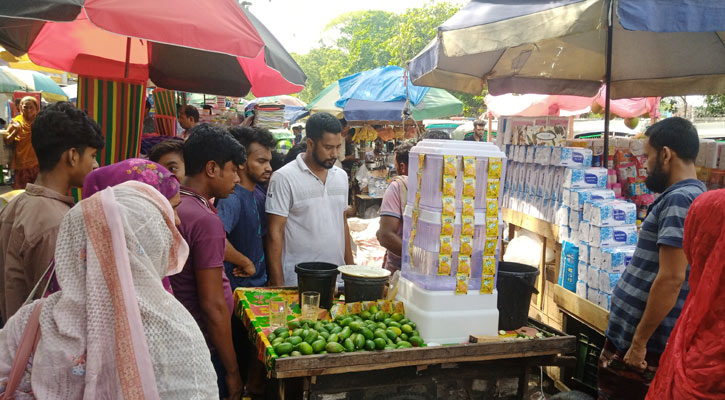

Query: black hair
(473, 119), (486, 127)
(395, 142), (414, 166)
(284, 142), (307, 165)
(31, 102), (105, 172)
(183, 124), (246, 176)
(422, 130), (451, 140)
(228, 126), (277, 154)
(306, 112), (341, 141)
(338, 118), (347, 128)
(644, 117), (699, 162)
(148, 139), (184, 163)
(270, 151), (285, 171)
(181, 105), (200, 122)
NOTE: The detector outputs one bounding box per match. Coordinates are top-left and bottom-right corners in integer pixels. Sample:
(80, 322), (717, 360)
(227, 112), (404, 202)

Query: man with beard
(266, 112), (354, 286)
(218, 126), (275, 288)
(598, 117), (705, 400)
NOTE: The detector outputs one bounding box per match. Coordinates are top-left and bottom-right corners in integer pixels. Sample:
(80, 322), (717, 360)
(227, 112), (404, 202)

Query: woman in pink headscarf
(646, 189), (725, 399)
(0, 181), (218, 398)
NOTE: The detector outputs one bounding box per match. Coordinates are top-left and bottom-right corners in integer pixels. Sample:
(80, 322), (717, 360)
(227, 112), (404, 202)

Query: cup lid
(338, 265), (391, 278)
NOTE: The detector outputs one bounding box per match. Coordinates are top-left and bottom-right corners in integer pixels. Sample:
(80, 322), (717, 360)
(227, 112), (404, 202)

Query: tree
(704, 95), (725, 116)
(325, 10), (399, 75)
(383, 2), (460, 67)
(292, 47), (347, 103)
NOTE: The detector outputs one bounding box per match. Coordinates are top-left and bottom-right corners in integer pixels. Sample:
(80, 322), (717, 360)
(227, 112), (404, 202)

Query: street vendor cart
(234, 288), (575, 400)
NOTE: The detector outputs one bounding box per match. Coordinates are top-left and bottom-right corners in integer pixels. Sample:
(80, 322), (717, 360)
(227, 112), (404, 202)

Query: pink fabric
(96, 188), (160, 399)
(485, 87), (661, 118)
(83, 159), (179, 201)
(646, 190), (725, 399)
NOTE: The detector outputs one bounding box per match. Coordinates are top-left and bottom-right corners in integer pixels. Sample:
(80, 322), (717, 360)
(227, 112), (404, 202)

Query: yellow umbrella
(0, 49), (65, 75)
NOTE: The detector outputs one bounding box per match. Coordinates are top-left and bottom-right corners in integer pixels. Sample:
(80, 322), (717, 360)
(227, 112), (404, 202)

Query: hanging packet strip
(461, 216), (475, 237)
(488, 157), (502, 179)
(408, 154), (425, 263)
(462, 177), (476, 198)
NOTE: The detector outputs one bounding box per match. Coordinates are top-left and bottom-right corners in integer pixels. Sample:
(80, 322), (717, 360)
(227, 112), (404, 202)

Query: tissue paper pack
(578, 244), (590, 264)
(525, 145), (536, 164)
(579, 222), (590, 245)
(597, 246), (636, 273)
(563, 168), (608, 189)
(556, 205), (570, 226)
(569, 209), (582, 231)
(587, 287), (599, 303)
(587, 265), (599, 290)
(552, 147), (593, 167)
(568, 188), (616, 210)
(576, 280), (587, 298)
(589, 200), (637, 227)
(599, 270), (621, 294)
(589, 225), (638, 248)
(535, 146), (552, 165)
(598, 291), (611, 310)
(578, 261), (588, 283)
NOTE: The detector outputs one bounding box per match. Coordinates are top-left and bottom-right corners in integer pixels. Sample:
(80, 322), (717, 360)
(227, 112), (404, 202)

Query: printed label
(584, 173), (598, 184)
(613, 209), (625, 221)
(613, 230), (627, 242)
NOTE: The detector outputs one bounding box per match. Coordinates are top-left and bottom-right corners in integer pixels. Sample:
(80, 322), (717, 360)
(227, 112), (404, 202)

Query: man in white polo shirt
(265, 112), (354, 286)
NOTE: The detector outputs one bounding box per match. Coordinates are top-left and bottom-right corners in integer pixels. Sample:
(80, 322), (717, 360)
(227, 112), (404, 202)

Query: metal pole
(124, 37), (131, 79)
(603, 0), (614, 167)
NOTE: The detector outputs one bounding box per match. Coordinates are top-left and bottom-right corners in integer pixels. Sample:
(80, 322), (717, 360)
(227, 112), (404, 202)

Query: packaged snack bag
(461, 216), (475, 236)
(441, 215), (454, 236)
(484, 237), (497, 256)
(443, 155), (457, 176)
(438, 254), (452, 275)
(442, 196), (456, 216)
(463, 156), (476, 177)
(462, 197), (475, 216)
(480, 276), (495, 294)
(460, 236), (473, 256)
(462, 177), (476, 198)
(487, 179), (500, 199)
(486, 198), (498, 218)
(455, 274), (469, 295)
(439, 235), (453, 255)
(486, 218), (498, 237)
(482, 257), (496, 275)
(488, 157), (502, 179)
(457, 255), (471, 277)
(442, 176), (456, 196)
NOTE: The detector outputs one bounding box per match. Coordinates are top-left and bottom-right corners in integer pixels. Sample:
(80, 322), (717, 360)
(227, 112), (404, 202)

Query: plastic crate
(574, 333), (601, 390)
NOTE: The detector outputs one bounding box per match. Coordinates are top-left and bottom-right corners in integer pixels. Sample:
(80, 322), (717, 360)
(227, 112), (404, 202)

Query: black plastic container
(295, 262), (339, 309)
(496, 261), (540, 330)
(341, 273), (388, 303)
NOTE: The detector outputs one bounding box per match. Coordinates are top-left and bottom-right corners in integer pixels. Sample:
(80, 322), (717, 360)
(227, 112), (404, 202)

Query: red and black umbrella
(0, 0), (305, 96)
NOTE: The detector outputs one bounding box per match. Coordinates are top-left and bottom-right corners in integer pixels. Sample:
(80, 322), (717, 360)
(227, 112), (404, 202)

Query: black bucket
(496, 261), (540, 330)
(341, 274), (388, 303)
(295, 262), (340, 309)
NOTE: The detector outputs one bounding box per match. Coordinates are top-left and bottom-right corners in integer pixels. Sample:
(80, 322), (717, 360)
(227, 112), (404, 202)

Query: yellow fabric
(8, 115), (38, 170)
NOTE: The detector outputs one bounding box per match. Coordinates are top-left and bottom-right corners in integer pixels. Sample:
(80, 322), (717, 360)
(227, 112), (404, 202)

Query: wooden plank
(272, 334), (575, 378)
(552, 284), (609, 335)
(502, 208), (559, 242)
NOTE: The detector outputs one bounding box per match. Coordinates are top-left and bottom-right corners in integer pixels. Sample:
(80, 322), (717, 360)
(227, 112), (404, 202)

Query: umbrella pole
(124, 37), (132, 79)
(603, 0), (614, 167)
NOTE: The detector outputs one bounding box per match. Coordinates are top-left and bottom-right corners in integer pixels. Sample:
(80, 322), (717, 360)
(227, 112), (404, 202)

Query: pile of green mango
(268, 306), (425, 357)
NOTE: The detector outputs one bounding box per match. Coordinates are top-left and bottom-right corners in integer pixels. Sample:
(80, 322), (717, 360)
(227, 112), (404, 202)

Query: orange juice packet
(455, 274), (469, 295)
(482, 256), (496, 275)
(457, 255), (471, 277)
(439, 235), (453, 255)
(463, 156), (476, 177)
(438, 254), (452, 275)
(488, 157), (502, 179)
(460, 236), (473, 256)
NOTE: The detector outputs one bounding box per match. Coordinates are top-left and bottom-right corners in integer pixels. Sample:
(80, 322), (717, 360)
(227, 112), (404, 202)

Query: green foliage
(704, 95), (725, 116)
(292, 1), (484, 116)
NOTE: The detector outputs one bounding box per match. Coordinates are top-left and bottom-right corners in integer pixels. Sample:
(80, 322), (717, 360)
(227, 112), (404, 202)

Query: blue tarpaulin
(335, 65), (429, 108)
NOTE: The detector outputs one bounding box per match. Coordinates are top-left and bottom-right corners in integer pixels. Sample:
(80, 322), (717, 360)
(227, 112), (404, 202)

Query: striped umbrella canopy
(0, 0), (305, 97)
(0, 67), (68, 102)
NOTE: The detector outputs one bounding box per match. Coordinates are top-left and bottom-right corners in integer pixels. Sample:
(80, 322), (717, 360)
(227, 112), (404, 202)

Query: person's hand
(623, 342), (648, 371)
(233, 256), (256, 277)
(224, 370), (244, 400)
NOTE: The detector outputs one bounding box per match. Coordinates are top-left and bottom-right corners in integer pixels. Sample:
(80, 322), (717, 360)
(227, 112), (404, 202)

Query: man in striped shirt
(598, 118), (705, 400)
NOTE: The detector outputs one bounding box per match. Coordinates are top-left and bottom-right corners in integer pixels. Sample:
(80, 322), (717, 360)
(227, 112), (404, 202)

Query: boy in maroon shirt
(169, 124), (245, 399)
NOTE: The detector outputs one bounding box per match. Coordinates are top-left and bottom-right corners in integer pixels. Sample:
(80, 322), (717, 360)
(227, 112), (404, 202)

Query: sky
(245, 0), (449, 55)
